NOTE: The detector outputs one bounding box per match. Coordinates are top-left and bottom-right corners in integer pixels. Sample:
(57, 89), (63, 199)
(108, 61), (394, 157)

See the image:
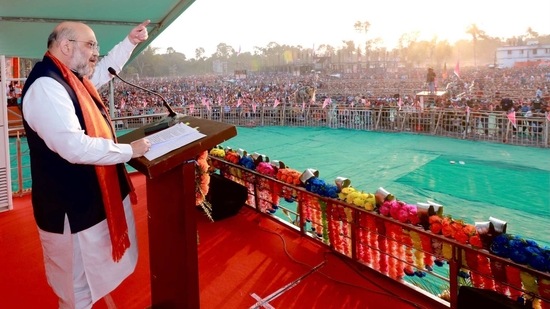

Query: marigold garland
(357, 212), (372, 265)
(367, 214), (379, 269)
(208, 145), (550, 306)
(376, 217), (388, 275)
(410, 231), (425, 270)
(419, 233), (434, 268)
(195, 151), (213, 221)
(490, 259), (509, 295)
(521, 271), (539, 296)
(463, 250), (484, 288)
(402, 229), (415, 276)
(328, 205), (342, 253)
(476, 255), (495, 290)
(341, 207), (352, 256)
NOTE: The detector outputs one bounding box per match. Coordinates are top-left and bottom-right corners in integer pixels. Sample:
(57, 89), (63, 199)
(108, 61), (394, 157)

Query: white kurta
(23, 37), (139, 308)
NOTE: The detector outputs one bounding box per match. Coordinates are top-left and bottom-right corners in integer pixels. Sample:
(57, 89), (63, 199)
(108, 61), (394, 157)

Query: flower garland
(276, 168), (301, 201)
(255, 162), (280, 213)
(402, 229), (416, 276)
(385, 221), (405, 280)
(490, 234), (550, 273)
(328, 204), (352, 257)
(209, 147), (225, 169)
(379, 200), (419, 225)
(490, 259), (509, 296)
(428, 215), (482, 248)
(208, 145), (550, 306)
(341, 207), (352, 256)
(328, 205), (343, 253)
(356, 211), (371, 265)
(305, 177), (339, 198)
(419, 233), (434, 269)
(463, 250), (484, 288)
(476, 255), (495, 290)
(338, 187), (376, 211)
(410, 231), (425, 270)
(375, 217), (388, 275)
(195, 150), (213, 221)
(366, 214), (379, 269)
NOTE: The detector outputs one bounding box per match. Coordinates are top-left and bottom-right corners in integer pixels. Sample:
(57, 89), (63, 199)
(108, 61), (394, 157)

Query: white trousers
(38, 197), (138, 309)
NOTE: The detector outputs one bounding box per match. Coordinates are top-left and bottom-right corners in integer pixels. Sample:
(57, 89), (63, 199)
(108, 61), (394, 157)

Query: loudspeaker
(458, 286), (526, 309)
(206, 173), (248, 221)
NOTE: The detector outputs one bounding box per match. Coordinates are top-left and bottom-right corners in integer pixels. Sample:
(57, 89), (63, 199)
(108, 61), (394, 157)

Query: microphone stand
(108, 67), (186, 134)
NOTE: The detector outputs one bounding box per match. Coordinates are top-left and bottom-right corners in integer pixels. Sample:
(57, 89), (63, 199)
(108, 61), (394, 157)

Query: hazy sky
(152, 0), (550, 58)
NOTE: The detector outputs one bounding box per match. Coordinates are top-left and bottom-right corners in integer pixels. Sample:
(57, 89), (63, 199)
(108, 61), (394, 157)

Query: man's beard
(70, 49), (95, 78)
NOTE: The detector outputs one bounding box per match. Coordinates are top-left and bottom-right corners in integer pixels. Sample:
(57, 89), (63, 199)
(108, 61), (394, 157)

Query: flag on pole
(454, 60), (460, 78)
(507, 111), (517, 128)
(397, 97), (403, 110)
(252, 102), (257, 113)
(273, 98), (280, 108)
(236, 97), (242, 108)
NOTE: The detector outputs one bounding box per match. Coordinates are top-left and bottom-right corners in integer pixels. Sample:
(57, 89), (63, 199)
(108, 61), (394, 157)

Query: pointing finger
(139, 20), (151, 28)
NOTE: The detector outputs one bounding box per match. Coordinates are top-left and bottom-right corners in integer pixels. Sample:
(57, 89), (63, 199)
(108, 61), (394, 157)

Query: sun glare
(153, 0), (550, 56)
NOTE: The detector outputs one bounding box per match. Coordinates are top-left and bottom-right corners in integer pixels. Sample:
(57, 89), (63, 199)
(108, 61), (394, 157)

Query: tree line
(123, 22), (550, 77)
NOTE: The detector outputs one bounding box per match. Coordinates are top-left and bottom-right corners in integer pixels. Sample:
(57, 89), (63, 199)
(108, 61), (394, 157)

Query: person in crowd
(426, 67), (436, 94)
(20, 20), (152, 309)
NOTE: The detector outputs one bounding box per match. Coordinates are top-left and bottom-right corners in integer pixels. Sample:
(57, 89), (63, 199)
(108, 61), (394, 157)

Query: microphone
(108, 67), (177, 117)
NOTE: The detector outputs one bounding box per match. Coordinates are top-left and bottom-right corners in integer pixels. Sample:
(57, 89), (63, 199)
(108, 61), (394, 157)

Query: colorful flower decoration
(305, 177), (338, 198)
(490, 234), (550, 272)
(195, 150), (213, 221)
(276, 168), (302, 186)
(379, 200), (419, 225)
(256, 162), (276, 177)
(224, 149), (240, 164)
(239, 155), (256, 170)
(338, 187), (376, 211)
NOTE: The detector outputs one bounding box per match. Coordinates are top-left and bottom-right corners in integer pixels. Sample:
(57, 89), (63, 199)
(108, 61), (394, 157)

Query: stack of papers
(144, 122), (206, 160)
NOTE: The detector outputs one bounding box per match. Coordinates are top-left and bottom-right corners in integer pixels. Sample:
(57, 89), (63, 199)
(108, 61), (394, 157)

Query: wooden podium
(118, 116), (237, 308)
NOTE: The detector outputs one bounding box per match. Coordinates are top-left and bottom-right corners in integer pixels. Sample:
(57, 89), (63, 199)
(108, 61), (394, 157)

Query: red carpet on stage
(0, 173), (444, 309)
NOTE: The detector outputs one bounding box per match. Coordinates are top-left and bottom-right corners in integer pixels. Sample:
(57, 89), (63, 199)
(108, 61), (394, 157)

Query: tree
(195, 47), (205, 60)
(526, 27), (540, 40)
(213, 43), (235, 59)
(466, 23), (489, 67)
(130, 45), (159, 76)
(354, 20), (371, 64)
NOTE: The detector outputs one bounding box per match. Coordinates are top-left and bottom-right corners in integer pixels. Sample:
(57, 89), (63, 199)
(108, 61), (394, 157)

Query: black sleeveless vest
(21, 56), (130, 234)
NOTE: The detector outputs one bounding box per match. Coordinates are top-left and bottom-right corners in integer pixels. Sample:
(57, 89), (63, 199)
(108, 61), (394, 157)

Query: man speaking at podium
(21, 20), (151, 308)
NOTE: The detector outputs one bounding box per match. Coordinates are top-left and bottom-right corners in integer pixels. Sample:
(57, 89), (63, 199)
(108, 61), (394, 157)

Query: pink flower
(379, 202), (391, 216)
(389, 201), (401, 219)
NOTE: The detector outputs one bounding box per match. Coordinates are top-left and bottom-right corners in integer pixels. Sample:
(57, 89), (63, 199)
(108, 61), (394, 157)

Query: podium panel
(119, 116), (237, 308)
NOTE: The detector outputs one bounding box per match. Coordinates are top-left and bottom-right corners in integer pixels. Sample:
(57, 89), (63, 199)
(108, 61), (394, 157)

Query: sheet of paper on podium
(144, 122), (206, 161)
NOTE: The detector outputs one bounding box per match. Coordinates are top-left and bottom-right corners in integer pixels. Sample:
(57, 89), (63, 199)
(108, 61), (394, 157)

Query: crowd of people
(101, 64), (550, 120)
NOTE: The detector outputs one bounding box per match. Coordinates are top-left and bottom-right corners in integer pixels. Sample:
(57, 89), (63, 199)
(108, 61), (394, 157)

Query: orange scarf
(46, 51), (134, 262)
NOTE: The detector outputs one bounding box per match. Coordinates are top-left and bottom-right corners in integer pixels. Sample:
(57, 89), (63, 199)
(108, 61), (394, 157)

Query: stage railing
(210, 156), (550, 309)
(8, 106), (550, 195)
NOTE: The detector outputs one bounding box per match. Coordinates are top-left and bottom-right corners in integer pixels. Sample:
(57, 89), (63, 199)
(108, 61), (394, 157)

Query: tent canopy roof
(0, 0), (195, 59)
